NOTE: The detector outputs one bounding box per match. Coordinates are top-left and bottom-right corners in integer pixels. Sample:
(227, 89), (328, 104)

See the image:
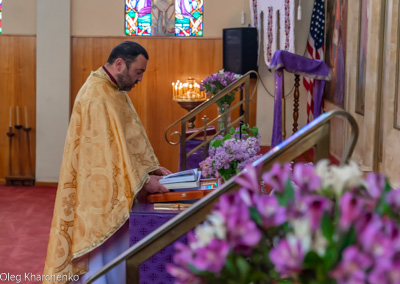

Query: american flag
(303, 0), (325, 122)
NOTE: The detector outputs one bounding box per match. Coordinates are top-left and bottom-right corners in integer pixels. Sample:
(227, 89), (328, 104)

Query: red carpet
(0, 185), (57, 283)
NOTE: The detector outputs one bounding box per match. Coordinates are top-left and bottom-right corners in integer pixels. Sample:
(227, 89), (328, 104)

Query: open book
(159, 169), (201, 189)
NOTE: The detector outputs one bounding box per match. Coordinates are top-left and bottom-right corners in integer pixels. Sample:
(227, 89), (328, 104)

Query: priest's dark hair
(107, 41), (149, 66)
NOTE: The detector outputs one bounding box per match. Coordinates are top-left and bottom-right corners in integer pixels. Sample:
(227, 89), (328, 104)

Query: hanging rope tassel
(297, 0), (302, 20)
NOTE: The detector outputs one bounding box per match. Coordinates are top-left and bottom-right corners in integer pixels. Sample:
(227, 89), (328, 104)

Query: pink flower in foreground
(167, 242), (202, 284)
(303, 195), (331, 231)
(358, 216), (393, 261)
(192, 239), (230, 274)
(292, 163), (321, 193)
(386, 189), (400, 214)
(262, 163), (292, 194)
(234, 163), (263, 193)
(166, 264), (202, 284)
(339, 191), (364, 230)
(255, 194), (286, 228)
(330, 246), (372, 284)
(269, 236), (305, 277)
(365, 172), (386, 199)
(368, 253), (400, 284)
(214, 192), (261, 254)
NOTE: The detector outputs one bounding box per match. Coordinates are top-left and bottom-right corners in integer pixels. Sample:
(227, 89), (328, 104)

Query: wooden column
(293, 75), (300, 133)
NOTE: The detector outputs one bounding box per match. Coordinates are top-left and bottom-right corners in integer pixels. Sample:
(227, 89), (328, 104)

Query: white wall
(36, 0), (70, 182)
(256, 0), (315, 145)
(70, 0), (251, 37)
(2, 0), (36, 35)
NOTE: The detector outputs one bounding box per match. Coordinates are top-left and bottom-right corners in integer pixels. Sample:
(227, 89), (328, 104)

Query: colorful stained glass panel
(175, 0), (203, 37)
(125, 0), (203, 37)
(0, 0), (2, 34)
(125, 0), (152, 36)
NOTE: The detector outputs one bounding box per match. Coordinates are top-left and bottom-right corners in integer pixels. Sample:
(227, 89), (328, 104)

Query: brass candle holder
(172, 77), (207, 128)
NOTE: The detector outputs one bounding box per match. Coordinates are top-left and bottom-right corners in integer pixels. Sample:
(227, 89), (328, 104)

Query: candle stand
(5, 124), (35, 186)
(175, 100), (205, 129)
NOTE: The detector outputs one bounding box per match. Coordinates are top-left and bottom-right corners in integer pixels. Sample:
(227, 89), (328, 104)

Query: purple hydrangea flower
(200, 131), (261, 181)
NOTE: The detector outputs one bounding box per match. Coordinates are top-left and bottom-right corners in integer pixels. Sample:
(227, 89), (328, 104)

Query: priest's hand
(151, 166), (173, 176)
(143, 175), (169, 193)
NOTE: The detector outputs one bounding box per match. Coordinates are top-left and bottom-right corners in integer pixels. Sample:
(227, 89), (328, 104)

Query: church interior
(1, 0), (400, 283)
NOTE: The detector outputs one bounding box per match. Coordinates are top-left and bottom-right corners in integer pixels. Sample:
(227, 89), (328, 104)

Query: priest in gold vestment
(43, 41), (170, 284)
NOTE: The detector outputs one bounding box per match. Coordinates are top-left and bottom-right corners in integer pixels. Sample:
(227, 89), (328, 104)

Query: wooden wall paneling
(70, 37), (259, 172)
(0, 35), (36, 182)
(71, 37), (224, 172)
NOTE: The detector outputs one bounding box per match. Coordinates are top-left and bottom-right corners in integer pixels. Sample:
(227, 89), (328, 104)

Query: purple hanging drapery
(269, 50), (331, 147)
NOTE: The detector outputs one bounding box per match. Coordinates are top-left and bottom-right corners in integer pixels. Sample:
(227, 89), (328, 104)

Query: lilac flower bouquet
(199, 125), (262, 182)
(200, 69), (242, 111)
(168, 160), (400, 284)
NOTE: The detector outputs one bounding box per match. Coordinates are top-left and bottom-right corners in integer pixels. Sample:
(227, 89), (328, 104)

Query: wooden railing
(164, 71), (258, 170)
(84, 109), (359, 284)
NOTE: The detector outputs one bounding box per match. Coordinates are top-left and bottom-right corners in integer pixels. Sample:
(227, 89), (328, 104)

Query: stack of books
(158, 168), (201, 190)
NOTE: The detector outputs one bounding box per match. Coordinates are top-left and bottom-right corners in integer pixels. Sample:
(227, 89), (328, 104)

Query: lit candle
(24, 106), (29, 128)
(9, 107), (12, 127)
(16, 106), (20, 125)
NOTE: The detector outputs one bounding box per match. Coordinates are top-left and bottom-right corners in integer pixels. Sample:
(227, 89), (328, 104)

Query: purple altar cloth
(269, 50), (331, 147)
(179, 139), (204, 171)
(129, 204), (188, 284)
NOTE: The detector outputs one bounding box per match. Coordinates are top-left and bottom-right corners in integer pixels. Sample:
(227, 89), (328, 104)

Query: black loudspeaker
(223, 27), (258, 76)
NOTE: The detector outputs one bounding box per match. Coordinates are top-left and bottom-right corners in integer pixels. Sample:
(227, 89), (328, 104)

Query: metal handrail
(165, 70), (258, 170)
(85, 109), (359, 284)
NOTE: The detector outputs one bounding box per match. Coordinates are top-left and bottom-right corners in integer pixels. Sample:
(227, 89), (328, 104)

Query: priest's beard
(117, 70), (137, 91)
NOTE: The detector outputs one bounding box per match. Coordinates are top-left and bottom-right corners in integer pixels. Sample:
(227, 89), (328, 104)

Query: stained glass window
(175, 0), (203, 37)
(0, 0), (2, 34)
(125, 0), (203, 37)
(125, 0), (152, 36)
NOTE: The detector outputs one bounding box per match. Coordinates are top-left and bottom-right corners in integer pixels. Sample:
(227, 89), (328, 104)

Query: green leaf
(375, 179), (392, 216)
(222, 134), (232, 141)
(212, 140), (223, 148)
(321, 212), (335, 243)
(188, 264), (217, 278)
(276, 179), (295, 206)
(338, 226), (356, 257)
(276, 280), (295, 284)
(225, 255), (237, 276)
(249, 207), (263, 226)
(235, 256), (251, 282)
(323, 244), (339, 272)
(248, 126), (259, 137)
(229, 127), (236, 134)
(303, 251), (323, 269)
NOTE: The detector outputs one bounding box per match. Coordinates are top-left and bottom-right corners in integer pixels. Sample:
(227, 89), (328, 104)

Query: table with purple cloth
(129, 203), (188, 284)
(269, 50), (331, 147)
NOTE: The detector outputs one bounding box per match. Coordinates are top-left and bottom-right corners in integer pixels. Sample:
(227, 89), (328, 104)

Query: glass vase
(217, 104), (231, 133)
